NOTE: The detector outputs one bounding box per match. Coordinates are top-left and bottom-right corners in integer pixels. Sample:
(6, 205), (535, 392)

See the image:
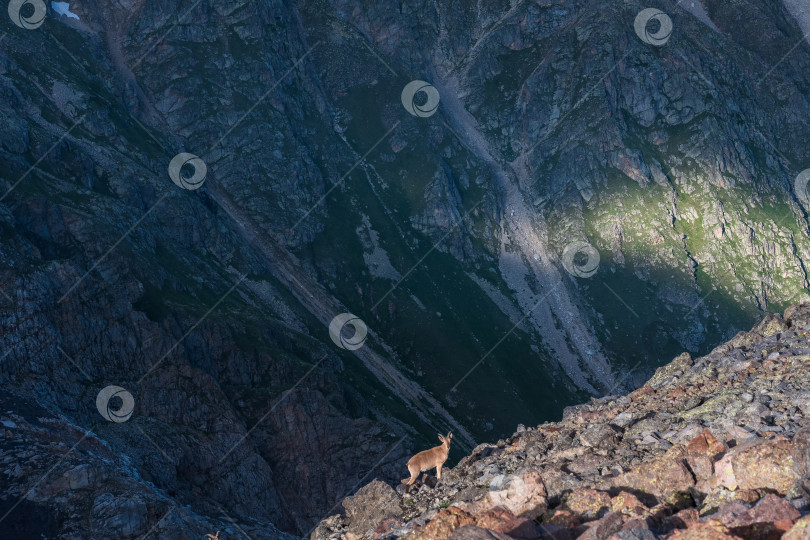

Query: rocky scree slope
(314, 303), (810, 540)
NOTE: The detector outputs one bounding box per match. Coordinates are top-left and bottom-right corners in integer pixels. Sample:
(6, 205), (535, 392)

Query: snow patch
(52, 1), (79, 20)
(409, 294), (426, 311)
(676, 0), (719, 32)
(356, 214), (402, 281)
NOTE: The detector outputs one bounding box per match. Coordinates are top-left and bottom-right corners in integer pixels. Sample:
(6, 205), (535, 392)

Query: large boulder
(684, 429), (727, 481)
(613, 446), (695, 506)
(723, 494), (801, 539)
(410, 507), (476, 540)
(482, 469), (548, 520)
(784, 515), (810, 540)
(713, 436), (798, 495)
(562, 489), (611, 521)
(576, 511), (623, 540)
(341, 480), (401, 538)
(793, 428), (810, 478)
(579, 424), (623, 449)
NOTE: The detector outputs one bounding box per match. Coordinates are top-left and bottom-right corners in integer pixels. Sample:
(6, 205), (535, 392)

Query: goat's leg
(405, 466), (419, 492)
(436, 464), (442, 480)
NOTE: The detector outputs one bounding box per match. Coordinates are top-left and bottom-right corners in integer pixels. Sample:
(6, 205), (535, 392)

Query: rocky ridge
(314, 303), (810, 540)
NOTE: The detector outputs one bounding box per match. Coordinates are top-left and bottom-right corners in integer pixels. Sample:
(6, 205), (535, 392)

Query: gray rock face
(579, 424), (623, 449)
(91, 493), (149, 538)
(342, 480), (401, 538)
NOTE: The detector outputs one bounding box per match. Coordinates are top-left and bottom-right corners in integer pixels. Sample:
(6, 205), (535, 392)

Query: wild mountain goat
(402, 432), (452, 491)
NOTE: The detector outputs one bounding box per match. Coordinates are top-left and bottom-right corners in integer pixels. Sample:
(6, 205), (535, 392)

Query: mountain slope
(2, 0), (810, 537)
(314, 303), (810, 539)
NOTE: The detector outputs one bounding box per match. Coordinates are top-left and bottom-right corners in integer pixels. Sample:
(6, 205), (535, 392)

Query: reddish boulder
(714, 500), (751, 528)
(726, 493), (801, 540)
(733, 493), (800, 526)
(614, 447), (695, 506)
(610, 491), (647, 517)
(576, 512), (623, 540)
(474, 506), (516, 530)
(685, 429), (727, 480)
(472, 506), (543, 538)
(713, 436), (798, 495)
(411, 507), (476, 540)
(686, 429), (727, 456)
(783, 515), (810, 540)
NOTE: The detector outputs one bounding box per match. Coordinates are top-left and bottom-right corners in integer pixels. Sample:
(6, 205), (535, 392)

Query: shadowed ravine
(431, 73), (618, 394)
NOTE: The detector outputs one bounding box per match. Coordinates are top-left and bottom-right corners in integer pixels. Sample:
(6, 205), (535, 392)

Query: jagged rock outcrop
(314, 304), (810, 539)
